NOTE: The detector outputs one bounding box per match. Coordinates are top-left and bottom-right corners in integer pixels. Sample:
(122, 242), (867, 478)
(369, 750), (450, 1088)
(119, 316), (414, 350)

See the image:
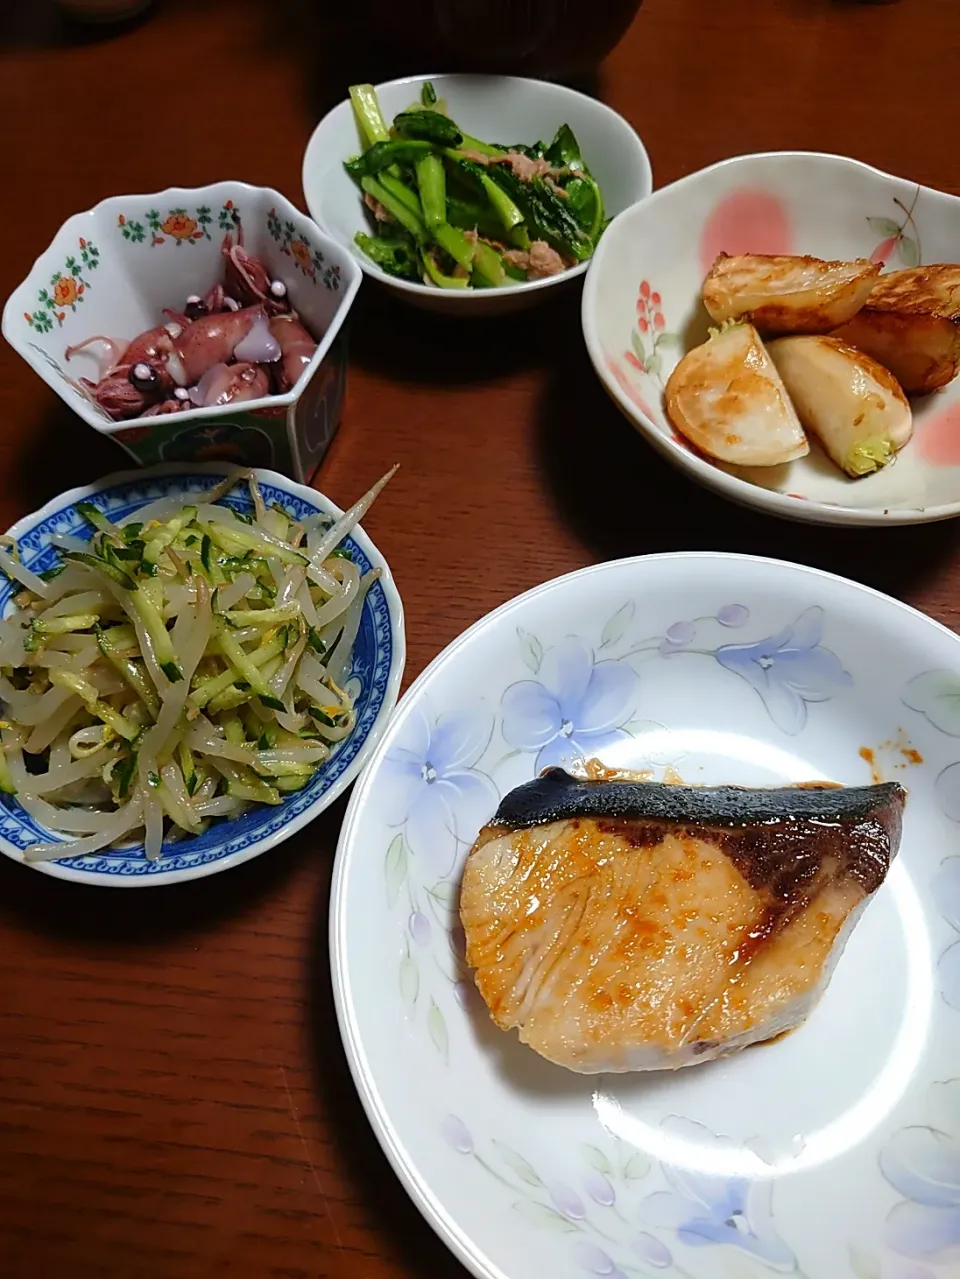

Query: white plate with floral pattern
(331, 553), (960, 1279)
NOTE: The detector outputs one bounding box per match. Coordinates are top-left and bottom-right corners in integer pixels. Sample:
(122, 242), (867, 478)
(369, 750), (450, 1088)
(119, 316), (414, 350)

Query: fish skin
(461, 771), (905, 1074)
(492, 767), (904, 831)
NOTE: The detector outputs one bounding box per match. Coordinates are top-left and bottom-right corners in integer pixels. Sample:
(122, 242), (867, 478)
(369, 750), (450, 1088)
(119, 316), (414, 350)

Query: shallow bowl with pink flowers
(582, 151), (960, 527)
(2, 182), (361, 484)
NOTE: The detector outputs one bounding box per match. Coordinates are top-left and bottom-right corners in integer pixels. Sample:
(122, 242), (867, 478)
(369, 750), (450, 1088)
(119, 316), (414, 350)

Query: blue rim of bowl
(302, 73), (653, 301)
(0, 462), (405, 886)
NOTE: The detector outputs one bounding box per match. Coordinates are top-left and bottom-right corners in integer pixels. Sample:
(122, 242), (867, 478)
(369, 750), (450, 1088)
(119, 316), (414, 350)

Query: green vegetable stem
(345, 80), (603, 290)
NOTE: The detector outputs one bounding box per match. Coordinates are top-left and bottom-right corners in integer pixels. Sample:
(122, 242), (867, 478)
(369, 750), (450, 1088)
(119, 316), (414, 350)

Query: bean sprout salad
(0, 467), (394, 862)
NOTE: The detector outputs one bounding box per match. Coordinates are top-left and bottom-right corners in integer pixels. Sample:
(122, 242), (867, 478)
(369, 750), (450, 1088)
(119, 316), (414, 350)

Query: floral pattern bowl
(302, 74), (652, 317)
(1, 182), (361, 483)
(0, 463), (404, 886)
(582, 152), (960, 526)
(332, 551), (960, 1279)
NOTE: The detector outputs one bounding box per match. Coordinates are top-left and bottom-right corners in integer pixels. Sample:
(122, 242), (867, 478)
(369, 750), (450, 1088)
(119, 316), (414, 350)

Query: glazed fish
(460, 769), (904, 1073)
(702, 253), (880, 335)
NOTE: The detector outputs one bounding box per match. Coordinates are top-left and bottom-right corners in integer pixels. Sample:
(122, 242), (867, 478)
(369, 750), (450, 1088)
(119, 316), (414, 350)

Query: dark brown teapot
(363, 0), (642, 79)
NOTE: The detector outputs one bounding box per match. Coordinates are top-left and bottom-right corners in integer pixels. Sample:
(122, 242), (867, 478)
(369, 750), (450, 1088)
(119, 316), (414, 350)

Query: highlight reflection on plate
(594, 853), (933, 1180)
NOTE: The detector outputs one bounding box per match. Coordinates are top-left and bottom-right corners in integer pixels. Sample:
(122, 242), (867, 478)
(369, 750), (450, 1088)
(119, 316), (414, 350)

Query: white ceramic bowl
(302, 74), (652, 317)
(332, 551), (960, 1279)
(583, 151), (960, 527)
(0, 463), (405, 886)
(2, 183), (362, 484)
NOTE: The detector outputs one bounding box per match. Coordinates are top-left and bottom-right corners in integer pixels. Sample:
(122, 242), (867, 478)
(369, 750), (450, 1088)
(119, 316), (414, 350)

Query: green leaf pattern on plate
(385, 832), (408, 906)
(847, 1244), (881, 1279)
(118, 204), (226, 247)
(427, 880), (459, 908)
(866, 186), (922, 267)
(581, 1144), (613, 1176)
(25, 236), (99, 332)
(517, 627), (543, 674)
(399, 951), (419, 1010)
(867, 216), (900, 238)
(902, 669), (960, 735)
(623, 1149), (652, 1180)
(600, 601), (634, 650)
(491, 1141), (543, 1187)
(512, 1201), (579, 1233)
(266, 205), (341, 292)
(427, 999), (448, 1062)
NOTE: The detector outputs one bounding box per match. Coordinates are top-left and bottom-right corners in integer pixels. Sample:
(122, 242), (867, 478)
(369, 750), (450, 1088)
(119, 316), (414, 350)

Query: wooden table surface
(1, 1), (959, 1276)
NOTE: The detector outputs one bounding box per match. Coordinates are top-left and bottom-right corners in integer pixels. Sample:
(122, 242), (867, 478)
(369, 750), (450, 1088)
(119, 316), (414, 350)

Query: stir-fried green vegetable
(346, 79), (607, 290)
(0, 467), (395, 863)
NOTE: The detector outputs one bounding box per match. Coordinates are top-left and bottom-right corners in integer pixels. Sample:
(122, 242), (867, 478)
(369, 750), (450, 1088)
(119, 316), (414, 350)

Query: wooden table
(0, 1), (958, 1275)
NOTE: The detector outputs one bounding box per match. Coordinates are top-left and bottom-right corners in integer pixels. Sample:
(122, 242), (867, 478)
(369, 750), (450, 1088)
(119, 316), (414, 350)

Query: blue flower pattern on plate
(934, 857), (960, 1011)
(379, 703), (499, 879)
(874, 657), (960, 1269)
(638, 1120), (797, 1272)
(900, 686), (960, 1006)
(0, 471), (396, 877)
(501, 636), (640, 772)
(880, 1078), (960, 1264)
(711, 606), (852, 736)
(439, 1111), (804, 1276)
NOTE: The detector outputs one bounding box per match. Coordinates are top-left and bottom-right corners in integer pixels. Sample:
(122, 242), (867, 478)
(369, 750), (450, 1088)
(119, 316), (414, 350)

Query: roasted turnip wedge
(768, 335), (912, 477)
(702, 253), (880, 335)
(665, 322), (808, 466)
(832, 265), (960, 393)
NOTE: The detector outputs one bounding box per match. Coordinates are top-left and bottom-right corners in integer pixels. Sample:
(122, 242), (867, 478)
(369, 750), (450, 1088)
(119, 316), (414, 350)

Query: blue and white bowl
(0, 463), (405, 886)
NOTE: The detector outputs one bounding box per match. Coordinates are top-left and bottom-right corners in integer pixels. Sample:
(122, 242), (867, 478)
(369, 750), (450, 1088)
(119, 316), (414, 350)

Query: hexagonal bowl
(2, 183), (362, 483)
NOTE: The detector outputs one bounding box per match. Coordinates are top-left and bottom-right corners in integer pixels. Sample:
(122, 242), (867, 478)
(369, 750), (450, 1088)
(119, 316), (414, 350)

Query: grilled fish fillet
(460, 769), (905, 1073)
